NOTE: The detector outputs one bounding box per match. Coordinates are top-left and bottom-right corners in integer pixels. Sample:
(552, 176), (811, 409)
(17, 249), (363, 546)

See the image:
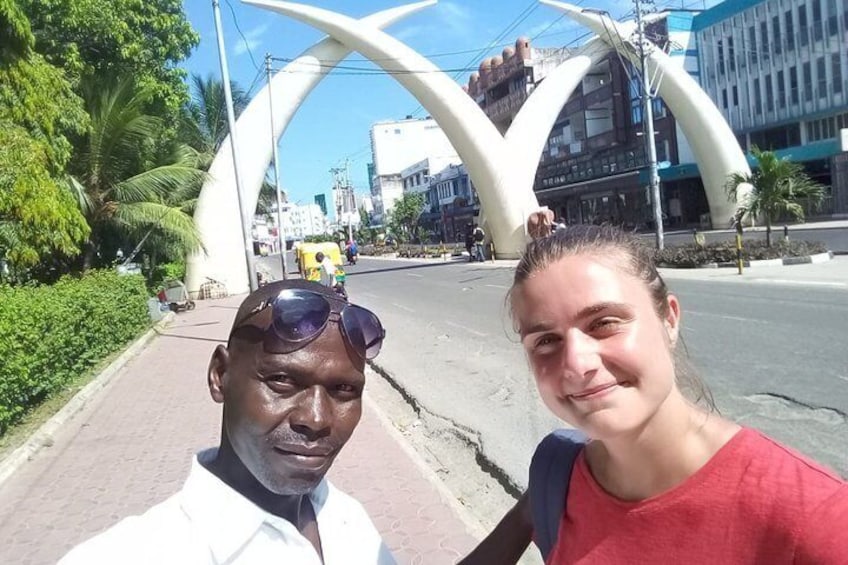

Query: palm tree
(68, 78), (207, 269)
(180, 73), (249, 163)
(726, 147), (825, 246)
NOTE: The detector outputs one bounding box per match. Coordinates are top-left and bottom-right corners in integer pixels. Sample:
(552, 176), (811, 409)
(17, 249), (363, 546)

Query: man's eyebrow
(520, 302), (631, 336)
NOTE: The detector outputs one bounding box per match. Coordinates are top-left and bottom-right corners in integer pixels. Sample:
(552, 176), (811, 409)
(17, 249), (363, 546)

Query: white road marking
(686, 311), (771, 325)
(750, 279), (847, 289)
(392, 303), (416, 313)
(407, 273), (424, 278)
(445, 320), (488, 337)
(485, 284), (509, 290)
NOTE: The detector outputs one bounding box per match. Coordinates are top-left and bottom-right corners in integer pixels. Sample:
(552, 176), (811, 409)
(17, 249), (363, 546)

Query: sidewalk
(0, 295), (480, 564)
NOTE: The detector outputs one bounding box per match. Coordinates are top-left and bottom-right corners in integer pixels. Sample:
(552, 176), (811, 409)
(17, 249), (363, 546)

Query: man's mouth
(569, 382), (620, 400)
(273, 444), (334, 469)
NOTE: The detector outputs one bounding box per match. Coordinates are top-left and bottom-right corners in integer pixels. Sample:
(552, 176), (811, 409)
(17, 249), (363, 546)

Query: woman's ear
(208, 344), (229, 404)
(665, 294), (681, 347)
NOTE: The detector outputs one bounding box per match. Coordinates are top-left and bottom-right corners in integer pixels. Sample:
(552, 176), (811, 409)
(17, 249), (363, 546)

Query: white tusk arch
(185, 1), (436, 295)
(244, 0), (537, 260)
(541, 0), (752, 226)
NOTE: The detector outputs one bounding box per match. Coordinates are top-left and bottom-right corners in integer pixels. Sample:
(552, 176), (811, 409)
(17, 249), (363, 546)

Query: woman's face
(513, 253), (681, 439)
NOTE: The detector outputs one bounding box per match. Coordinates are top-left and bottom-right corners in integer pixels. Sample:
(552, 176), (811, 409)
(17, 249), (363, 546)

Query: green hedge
(0, 270), (150, 435)
(655, 240), (827, 268)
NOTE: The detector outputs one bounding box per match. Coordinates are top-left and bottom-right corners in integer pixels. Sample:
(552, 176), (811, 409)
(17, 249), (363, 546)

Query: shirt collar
(180, 448), (330, 563)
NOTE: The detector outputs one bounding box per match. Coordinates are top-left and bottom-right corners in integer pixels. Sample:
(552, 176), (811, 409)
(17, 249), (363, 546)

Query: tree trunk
(765, 218), (772, 247)
(82, 242), (96, 271)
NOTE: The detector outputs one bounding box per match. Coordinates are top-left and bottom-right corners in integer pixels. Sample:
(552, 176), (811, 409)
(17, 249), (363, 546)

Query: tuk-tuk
(296, 242), (343, 282)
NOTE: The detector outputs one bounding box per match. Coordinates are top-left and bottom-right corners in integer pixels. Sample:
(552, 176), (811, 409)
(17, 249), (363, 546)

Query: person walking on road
(60, 280), (392, 565)
(314, 251), (337, 288)
(464, 224), (475, 262)
(462, 224), (847, 564)
(472, 224), (486, 262)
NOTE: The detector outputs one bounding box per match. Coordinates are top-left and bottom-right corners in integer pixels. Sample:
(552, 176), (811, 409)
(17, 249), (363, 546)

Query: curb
(362, 386), (488, 542)
(0, 313), (174, 489)
(662, 251), (834, 269)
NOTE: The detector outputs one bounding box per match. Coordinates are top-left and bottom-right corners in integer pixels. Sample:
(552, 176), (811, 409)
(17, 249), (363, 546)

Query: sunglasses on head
(234, 288), (385, 360)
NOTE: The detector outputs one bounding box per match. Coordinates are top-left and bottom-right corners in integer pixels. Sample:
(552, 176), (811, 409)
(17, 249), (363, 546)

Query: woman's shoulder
(730, 427), (844, 508)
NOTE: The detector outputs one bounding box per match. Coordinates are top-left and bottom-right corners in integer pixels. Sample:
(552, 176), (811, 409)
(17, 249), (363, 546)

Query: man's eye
(264, 375), (297, 391)
(334, 383), (362, 397)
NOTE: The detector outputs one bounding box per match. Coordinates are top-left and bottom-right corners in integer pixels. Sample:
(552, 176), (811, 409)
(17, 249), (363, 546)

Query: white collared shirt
(59, 449), (395, 565)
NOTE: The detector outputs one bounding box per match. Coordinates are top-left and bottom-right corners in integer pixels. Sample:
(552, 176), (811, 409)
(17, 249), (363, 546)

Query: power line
(224, 0), (261, 72)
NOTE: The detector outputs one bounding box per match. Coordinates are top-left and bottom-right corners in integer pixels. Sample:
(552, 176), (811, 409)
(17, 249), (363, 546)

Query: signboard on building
(314, 193), (327, 216)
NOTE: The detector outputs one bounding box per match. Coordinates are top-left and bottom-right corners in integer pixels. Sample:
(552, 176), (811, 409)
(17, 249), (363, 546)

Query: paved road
(289, 255), (848, 487)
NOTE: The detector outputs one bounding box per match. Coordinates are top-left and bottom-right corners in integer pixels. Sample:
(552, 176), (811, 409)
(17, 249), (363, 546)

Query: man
(464, 224), (474, 262)
(314, 251), (337, 288)
(472, 224), (486, 262)
(61, 280), (393, 564)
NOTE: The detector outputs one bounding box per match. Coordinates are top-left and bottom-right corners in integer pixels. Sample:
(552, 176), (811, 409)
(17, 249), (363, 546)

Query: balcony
(485, 89), (529, 124)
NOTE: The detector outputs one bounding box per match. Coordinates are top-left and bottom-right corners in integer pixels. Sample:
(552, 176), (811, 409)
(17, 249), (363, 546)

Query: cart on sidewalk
(157, 279), (196, 312)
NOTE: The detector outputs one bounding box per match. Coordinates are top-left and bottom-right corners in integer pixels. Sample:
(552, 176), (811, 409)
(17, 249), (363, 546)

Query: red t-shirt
(548, 428), (847, 564)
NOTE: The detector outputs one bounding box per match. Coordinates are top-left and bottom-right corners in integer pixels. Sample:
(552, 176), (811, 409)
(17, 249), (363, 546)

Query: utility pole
(265, 53), (289, 280)
(212, 0), (258, 291)
(634, 0), (664, 250)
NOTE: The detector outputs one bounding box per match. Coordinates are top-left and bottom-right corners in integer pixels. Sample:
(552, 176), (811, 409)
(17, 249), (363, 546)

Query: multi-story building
(278, 202), (327, 240)
(694, 0), (848, 215)
(368, 116), (459, 224)
(465, 37), (572, 133)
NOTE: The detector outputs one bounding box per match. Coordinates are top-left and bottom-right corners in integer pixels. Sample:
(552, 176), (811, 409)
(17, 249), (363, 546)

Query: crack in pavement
(367, 360), (523, 498)
(740, 392), (847, 426)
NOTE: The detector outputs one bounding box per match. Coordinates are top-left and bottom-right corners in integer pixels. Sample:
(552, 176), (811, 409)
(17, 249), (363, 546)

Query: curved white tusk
(186, 1), (437, 294)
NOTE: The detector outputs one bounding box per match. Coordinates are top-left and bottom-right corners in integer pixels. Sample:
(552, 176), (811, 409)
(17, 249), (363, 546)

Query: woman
(463, 224), (846, 564)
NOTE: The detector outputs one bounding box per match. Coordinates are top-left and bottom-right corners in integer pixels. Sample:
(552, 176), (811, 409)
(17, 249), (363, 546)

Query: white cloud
(233, 23), (270, 57)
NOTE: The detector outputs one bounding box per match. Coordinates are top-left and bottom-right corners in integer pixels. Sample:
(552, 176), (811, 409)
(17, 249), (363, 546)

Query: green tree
(0, 124), (90, 273)
(180, 74), (250, 161)
(19, 0), (199, 119)
(726, 147), (826, 246)
(0, 0), (88, 168)
(387, 192), (425, 243)
(68, 79), (206, 269)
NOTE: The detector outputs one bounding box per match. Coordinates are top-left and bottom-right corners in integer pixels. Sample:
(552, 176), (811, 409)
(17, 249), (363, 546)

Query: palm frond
(112, 165), (207, 204)
(114, 202), (205, 254)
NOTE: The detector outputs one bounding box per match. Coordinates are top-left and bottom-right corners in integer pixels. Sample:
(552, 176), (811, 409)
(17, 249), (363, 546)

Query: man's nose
(290, 386), (332, 438)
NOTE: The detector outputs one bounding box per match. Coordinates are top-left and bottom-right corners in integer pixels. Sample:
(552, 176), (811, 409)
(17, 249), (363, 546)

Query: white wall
(370, 117), (459, 176)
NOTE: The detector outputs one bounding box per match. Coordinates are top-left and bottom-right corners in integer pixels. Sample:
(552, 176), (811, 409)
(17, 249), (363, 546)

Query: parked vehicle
(295, 242), (343, 282)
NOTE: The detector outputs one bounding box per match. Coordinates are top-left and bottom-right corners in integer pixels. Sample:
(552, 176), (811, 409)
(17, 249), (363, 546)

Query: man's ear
(208, 344), (230, 404)
(665, 294), (681, 347)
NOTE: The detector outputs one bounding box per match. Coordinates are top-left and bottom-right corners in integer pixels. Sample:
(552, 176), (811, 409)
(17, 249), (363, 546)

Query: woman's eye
(534, 335), (559, 350)
(591, 318), (621, 332)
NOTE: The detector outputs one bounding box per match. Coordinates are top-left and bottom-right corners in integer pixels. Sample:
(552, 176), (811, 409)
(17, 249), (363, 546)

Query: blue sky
(180, 0), (667, 215)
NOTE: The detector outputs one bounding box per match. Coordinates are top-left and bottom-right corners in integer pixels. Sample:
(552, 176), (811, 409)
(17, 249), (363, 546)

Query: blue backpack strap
(529, 429), (588, 561)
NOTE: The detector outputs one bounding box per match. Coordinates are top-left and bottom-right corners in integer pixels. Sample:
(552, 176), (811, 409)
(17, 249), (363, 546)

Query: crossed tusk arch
(187, 0), (749, 294)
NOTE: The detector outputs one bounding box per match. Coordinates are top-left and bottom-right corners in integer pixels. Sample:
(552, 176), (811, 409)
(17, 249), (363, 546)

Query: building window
(722, 88), (728, 108)
(760, 21), (769, 62)
(772, 16), (782, 54)
(790, 65), (799, 104)
(785, 10), (795, 51)
(728, 37), (736, 72)
(833, 54), (843, 94)
(732, 85), (739, 106)
(754, 78), (762, 114)
(803, 62), (812, 101)
(765, 74), (774, 112)
(717, 39), (725, 75)
(799, 4), (809, 47)
(748, 26), (757, 65)
(827, 0), (838, 35)
(817, 57), (827, 98)
(777, 70), (786, 108)
(812, 0), (823, 42)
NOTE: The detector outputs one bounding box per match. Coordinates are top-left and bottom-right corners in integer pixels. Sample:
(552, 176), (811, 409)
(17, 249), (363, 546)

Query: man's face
(212, 321), (364, 495)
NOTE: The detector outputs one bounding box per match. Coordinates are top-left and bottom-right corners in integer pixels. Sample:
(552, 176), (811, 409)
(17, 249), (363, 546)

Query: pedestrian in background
(462, 224), (847, 564)
(472, 224), (486, 262)
(314, 251), (336, 288)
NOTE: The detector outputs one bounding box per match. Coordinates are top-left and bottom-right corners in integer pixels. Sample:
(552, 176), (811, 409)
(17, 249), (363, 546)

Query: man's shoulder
(59, 494), (188, 564)
(319, 481), (396, 564)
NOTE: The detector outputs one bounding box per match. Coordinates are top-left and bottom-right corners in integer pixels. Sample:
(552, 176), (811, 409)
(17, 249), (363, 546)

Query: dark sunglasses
(235, 288), (385, 360)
